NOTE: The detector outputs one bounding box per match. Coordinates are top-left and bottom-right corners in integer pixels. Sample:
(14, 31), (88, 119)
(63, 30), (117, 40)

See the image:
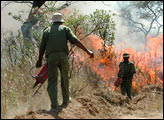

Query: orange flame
(73, 33), (163, 92)
(87, 34), (163, 91)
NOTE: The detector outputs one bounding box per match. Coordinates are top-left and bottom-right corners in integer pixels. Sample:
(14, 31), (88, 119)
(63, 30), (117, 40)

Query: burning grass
(76, 34), (163, 93)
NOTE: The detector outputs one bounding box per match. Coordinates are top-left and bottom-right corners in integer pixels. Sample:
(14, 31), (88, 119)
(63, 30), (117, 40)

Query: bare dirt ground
(14, 85), (163, 119)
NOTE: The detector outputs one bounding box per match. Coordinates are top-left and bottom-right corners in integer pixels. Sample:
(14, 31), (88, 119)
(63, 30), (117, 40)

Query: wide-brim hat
(123, 53), (130, 57)
(51, 13), (64, 23)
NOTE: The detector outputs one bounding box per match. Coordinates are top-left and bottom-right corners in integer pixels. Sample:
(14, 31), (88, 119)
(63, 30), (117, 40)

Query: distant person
(36, 13), (94, 112)
(118, 53), (136, 99)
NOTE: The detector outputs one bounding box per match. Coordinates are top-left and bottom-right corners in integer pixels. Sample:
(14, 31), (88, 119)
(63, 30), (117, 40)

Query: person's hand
(36, 60), (42, 68)
(87, 50), (94, 58)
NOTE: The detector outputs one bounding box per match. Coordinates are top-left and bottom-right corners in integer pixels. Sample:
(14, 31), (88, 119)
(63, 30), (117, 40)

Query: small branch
(80, 24), (102, 40)
(14, 1), (33, 4)
(146, 15), (158, 35)
(72, 82), (89, 95)
(1, 1), (13, 9)
(43, 4), (49, 8)
(129, 18), (147, 34)
(154, 24), (163, 37)
(147, 4), (158, 18)
(69, 53), (75, 79)
(101, 1), (111, 6)
(56, 1), (73, 11)
(133, 94), (146, 104)
(2, 1), (33, 9)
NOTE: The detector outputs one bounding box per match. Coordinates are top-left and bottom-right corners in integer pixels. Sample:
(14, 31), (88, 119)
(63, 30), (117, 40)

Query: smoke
(1, 1), (150, 51)
(5, 101), (29, 119)
(4, 88), (51, 119)
(67, 1), (147, 51)
(1, 2), (30, 34)
(114, 16), (145, 51)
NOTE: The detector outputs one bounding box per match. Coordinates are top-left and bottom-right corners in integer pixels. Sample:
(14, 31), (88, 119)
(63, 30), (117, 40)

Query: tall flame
(86, 34), (163, 91)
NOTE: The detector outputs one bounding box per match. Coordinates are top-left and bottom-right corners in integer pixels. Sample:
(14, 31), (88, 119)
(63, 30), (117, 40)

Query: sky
(1, 1), (150, 50)
(68, 1), (119, 15)
(1, 1), (118, 31)
(1, 1), (30, 33)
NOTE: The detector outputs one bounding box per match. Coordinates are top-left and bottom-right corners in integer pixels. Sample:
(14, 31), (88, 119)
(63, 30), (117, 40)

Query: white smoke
(1, 1), (158, 51)
(67, 1), (147, 50)
(1, 2), (30, 34)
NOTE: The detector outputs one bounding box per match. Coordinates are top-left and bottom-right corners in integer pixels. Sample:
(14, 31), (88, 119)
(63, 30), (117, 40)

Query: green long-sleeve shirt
(40, 23), (78, 56)
(118, 61), (136, 79)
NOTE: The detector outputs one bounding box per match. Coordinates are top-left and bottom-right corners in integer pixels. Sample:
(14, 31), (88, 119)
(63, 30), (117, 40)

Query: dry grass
(1, 58), (97, 118)
(1, 64), (35, 118)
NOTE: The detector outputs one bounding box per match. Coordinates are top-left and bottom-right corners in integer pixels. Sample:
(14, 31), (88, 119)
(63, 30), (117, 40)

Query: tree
(87, 9), (116, 46)
(133, 1), (163, 36)
(117, 1), (163, 44)
(2, 1), (78, 67)
(63, 10), (116, 78)
(3, 2), (116, 75)
(65, 10), (116, 56)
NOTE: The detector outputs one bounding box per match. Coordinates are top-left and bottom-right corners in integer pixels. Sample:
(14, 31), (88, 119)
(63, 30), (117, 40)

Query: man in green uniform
(36, 13), (94, 111)
(118, 53), (136, 99)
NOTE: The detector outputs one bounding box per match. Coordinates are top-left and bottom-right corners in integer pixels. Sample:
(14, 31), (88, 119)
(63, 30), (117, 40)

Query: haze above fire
(1, 1), (162, 50)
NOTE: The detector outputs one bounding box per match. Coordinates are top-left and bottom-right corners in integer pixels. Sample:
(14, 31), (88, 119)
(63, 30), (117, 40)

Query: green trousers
(47, 52), (69, 109)
(120, 79), (132, 99)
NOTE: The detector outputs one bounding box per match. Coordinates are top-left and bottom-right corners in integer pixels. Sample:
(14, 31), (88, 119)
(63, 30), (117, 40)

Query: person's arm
(65, 27), (94, 58)
(118, 63), (122, 78)
(132, 63), (136, 74)
(36, 32), (46, 68)
(127, 63), (136, 79)
(74, 40), (94, 58)
(38, 47), (45, 62)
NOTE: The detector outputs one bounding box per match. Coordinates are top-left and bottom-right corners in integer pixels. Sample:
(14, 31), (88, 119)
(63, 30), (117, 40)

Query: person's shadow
(36, 108), (64, 119)
(36, 104), (70, 119)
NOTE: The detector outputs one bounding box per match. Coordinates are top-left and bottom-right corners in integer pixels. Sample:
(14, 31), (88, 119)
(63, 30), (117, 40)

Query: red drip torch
(30, 64), (48, 88)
